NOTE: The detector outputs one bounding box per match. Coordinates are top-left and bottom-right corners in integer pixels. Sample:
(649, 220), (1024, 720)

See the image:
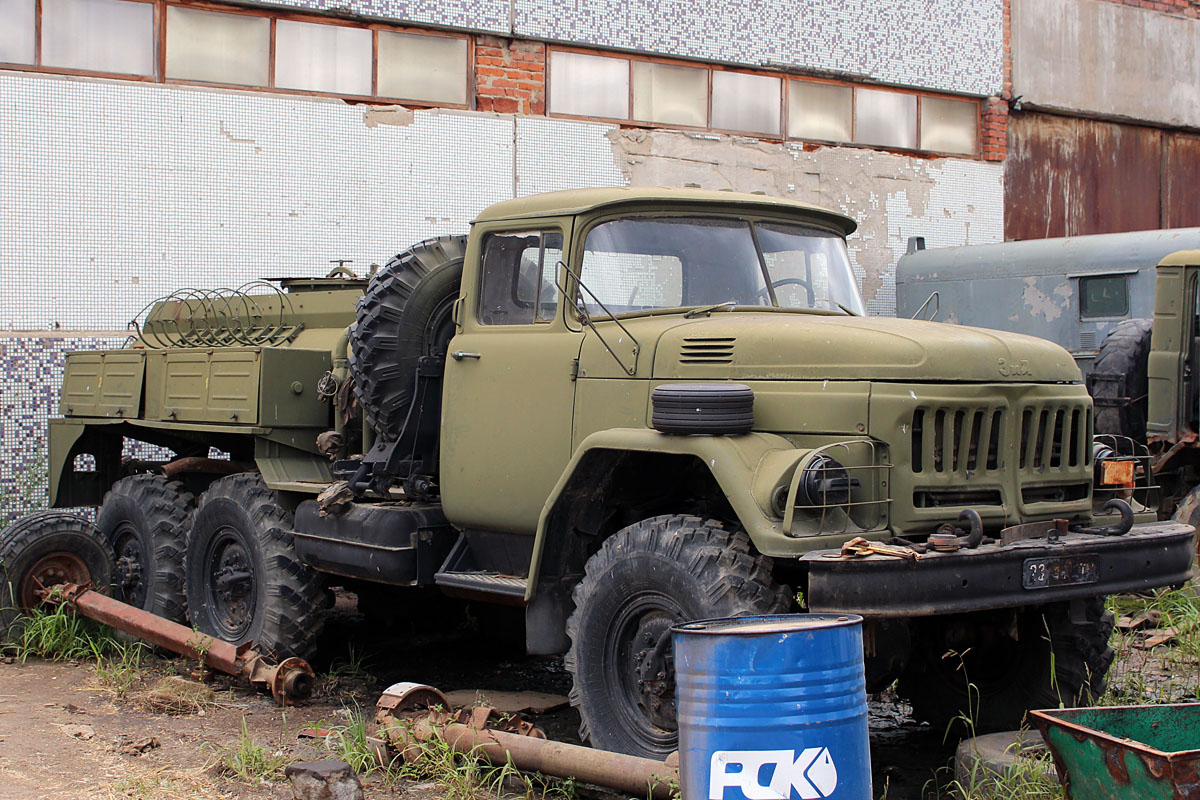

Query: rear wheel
(97, 474), (192, 622)
(898, 599), (1114, 735)
(565, 515), (791, 758)
(185, 473), (325, 659)
(0, 512), (114, 640)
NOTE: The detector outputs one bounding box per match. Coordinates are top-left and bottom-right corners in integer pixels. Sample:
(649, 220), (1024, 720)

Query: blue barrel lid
(672, 613), (862, 636)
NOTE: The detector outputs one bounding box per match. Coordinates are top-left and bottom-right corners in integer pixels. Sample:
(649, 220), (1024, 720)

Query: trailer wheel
(898, 599), (1114, 734)
(185, 473), (325, 660)
(349, 236), (467, 438)
(0, 512), (114, 640)
(565, 515), (791, 759)
(97, 474), (192, 623)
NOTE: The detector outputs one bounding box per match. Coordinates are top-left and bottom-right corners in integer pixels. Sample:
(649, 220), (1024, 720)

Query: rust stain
(1100, 740), (1132, 784)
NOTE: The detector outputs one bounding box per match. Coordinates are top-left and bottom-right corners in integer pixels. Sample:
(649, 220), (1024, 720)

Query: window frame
(571, 208), (859, 319)
(546, 45), (982, 159)
(477, 228), (567, 327)
(0, 0), (473, 109)
(1078, 274), (1132, 320)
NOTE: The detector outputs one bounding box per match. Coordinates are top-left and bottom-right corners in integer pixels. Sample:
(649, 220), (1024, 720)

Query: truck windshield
(579, 215), (865, 316)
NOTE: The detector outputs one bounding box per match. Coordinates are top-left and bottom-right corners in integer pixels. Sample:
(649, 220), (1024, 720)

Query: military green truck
(1088, 250), (1200, 529)
(8, 188), (1196, 758)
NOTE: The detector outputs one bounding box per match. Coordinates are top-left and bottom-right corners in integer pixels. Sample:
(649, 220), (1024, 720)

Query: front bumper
(803, 521), (1195, 617)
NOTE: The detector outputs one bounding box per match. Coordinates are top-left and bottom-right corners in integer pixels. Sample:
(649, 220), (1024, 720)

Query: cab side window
(1079, 275), (1129, 318)
(478, 230), (564, 325)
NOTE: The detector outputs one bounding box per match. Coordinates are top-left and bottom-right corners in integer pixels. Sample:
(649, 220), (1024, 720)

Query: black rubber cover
(651, 383), (754, 435)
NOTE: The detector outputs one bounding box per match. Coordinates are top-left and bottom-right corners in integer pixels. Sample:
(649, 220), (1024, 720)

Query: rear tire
(565, 515), (791, 758)
(0, 512), (114, 641)
(349, 236), (467, 438)
(898, 599), (1114, 735)
(185, 473), (325, 660)
(97, 474), (192, 623)
(1092, 319), (1152, 441)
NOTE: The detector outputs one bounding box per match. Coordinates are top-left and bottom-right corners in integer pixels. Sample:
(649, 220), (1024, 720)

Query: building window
(274, 20), (373, 96)
(548, 51), (629, 120)
(165, 6), (270, 87)
(632, 61), (707, 128)
(41, 0), (155, 76)
(854, 88), (917, 150)
(378, 31), (468, 105)
(920, 95), (979, 156)
(788, 81), (852, 143)
(711, 71), (780, 135)
(0, 0), (36, 65)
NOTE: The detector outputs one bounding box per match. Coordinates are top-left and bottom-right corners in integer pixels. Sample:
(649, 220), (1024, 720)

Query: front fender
(526, 428), (882, 599)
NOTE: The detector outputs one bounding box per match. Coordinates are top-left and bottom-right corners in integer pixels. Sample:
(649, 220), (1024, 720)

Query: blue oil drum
(673, 614), (870, 800)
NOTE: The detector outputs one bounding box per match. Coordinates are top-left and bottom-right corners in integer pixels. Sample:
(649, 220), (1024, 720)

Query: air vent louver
(680, 337), (735, 364)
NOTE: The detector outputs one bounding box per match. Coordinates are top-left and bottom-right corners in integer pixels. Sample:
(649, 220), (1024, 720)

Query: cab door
(440, 220), (581, 534)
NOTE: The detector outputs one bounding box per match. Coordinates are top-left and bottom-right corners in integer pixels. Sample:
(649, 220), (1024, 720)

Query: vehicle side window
(1080, 275), (1129, 318)
(478, 230), (563, 325)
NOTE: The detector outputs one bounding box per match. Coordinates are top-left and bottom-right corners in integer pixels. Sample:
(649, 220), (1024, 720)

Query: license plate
(1023, 556), (1100, 589)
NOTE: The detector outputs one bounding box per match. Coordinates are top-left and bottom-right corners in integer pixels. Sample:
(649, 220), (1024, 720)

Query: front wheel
(565, 515), (791, 758)
(897, 599), (1115, 735)
(185, 473), (325, 660)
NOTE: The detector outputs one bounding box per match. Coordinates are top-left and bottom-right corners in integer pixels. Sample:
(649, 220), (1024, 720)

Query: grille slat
(911, 400), (1088, 477)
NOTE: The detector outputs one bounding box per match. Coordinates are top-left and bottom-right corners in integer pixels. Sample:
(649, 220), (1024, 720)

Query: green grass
(90, 638), (149, 698)
(1104, 586), (1200, 705)
(324, 711), (582, 800)
(216, 717), (291, 784)
(4, 603), (122, 662)
(0, 450), (47, 527)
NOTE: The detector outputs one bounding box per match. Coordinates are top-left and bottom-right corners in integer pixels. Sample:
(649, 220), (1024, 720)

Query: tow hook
(1069, 498), (1135, 536)
(927, 509), (985, 552)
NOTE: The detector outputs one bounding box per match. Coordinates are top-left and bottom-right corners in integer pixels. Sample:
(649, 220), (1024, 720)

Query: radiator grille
(911, 402), (1090, 475)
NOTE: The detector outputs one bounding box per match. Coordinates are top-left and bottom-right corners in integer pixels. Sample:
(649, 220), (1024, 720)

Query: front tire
(97, 474), (192, 622)
(898, 599), (1114, 735)
(185, 473), (325, 660)
(565, 515), (791, 758)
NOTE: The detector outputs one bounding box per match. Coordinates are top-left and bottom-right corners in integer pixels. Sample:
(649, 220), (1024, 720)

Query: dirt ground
(0, 594), (1045, 800)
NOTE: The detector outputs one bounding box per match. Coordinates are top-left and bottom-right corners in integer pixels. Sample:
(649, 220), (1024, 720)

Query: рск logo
(708, 748), (838, 799)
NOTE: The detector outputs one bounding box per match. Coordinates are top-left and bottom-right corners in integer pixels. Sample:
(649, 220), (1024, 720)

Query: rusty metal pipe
(410, 718), (678, 798)
(58, 585), (313, 705)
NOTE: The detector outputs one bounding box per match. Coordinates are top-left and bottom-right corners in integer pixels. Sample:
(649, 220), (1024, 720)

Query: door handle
(450, 351), (481, 361)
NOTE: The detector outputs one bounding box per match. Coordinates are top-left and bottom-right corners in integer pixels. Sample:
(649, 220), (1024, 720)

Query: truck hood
(645, 313), (1081, 383)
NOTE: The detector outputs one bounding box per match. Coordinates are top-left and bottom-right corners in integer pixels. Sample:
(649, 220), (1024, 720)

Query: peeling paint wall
(606, 129), (1004, 316)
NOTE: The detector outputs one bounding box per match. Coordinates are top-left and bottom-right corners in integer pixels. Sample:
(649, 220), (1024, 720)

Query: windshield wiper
(684, 301), (737, 319)
(835, 301), (859, 316)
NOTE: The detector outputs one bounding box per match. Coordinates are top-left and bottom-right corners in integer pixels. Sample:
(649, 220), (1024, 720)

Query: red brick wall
(474, 36), (546, 115)
(981, 0), (1011, 161)
(1095, 0), (1200, 17)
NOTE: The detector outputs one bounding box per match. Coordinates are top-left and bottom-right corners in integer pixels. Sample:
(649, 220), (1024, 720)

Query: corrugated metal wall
(1006, 112), (1200, 240)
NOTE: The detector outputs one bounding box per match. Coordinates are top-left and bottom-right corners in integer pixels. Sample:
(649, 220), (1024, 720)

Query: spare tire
(1091, 318), (1152, 441)
(349, 236), (467, 438)
(651, 383), (755, 435)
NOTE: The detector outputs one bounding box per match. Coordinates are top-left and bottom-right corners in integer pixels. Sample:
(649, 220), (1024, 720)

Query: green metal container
(1031, 704), (1200, 800)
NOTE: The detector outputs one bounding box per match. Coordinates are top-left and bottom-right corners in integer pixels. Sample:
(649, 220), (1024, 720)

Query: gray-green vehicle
(31, 188), (1196, 757)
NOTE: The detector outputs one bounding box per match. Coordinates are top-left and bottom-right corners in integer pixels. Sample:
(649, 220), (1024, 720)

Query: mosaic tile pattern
(243, 0), (510, 34)
(0, 73), (515, 330)
(0, 336), (122, 524)
(514, 0), (1003, 97)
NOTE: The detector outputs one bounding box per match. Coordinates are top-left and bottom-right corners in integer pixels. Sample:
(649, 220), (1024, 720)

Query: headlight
(797, 454), (861, 509)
